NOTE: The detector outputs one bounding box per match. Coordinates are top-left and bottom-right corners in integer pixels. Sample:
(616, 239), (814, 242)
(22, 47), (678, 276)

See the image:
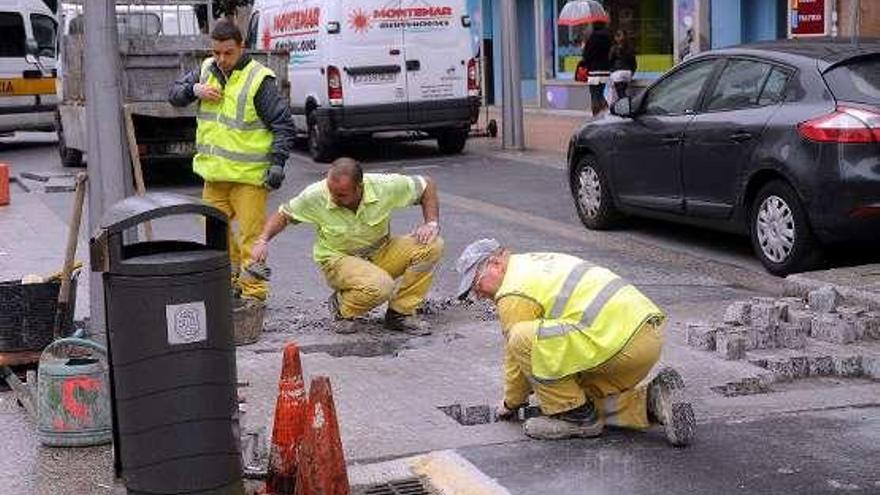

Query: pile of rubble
(686, 286), (880, 385)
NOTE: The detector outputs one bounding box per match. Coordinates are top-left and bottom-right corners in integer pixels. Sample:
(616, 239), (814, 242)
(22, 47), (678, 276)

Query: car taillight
(467, 58), (479, 96)
(327, 65), (343, 105)
(798, 106), (880, 143)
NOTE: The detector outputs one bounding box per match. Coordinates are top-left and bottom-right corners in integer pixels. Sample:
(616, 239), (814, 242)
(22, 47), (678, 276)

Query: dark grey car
(567, 39), (880, 275)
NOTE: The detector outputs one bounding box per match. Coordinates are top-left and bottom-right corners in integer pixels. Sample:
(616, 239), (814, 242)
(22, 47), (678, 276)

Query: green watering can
(37, 336), (112, 447)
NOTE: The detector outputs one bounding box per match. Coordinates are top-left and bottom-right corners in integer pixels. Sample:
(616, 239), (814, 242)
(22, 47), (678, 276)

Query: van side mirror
(25, 39), (40, 63)
(611, 97), (633, 118)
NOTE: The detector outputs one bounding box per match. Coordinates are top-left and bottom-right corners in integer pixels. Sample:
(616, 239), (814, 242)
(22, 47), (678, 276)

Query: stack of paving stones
(686, 286), (880, 389)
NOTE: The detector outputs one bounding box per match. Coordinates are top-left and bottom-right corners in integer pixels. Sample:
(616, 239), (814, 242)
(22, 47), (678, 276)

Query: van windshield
(30, 14), (57, 58)
(0, 12), (26, 57)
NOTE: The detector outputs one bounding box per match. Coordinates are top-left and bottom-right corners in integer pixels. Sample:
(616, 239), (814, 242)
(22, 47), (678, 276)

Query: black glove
(263, 165), (285, 190)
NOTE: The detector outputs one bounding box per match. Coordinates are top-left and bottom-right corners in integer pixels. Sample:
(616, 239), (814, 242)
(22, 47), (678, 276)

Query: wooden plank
(123, 105), (154, 241)
(0, 351), (41, 367)
(1, 365), (36, 419)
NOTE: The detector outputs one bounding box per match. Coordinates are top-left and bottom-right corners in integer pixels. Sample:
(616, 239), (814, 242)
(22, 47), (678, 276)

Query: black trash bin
(90, 193), (243, 495)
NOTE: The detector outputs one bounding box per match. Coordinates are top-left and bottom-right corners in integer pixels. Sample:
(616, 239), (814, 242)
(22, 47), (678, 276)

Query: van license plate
(352, 72), (396, 85)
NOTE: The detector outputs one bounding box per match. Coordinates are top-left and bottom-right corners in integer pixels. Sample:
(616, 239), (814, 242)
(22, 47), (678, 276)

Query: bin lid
(98, 193), (227, 234)
(91, 193), (231, 276)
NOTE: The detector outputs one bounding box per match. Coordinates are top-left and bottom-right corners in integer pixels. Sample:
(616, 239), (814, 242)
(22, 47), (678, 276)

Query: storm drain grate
(361, 477), (431, 495)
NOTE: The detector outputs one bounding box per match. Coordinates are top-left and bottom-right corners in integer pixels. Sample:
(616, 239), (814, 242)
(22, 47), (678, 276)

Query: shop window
(547, 0), (673, 81)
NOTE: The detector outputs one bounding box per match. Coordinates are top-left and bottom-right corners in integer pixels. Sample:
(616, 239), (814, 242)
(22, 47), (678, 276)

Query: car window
(642, 60), (719, 116)
(0, 13), (26, 57)
(823, 56), (880, 105)
(758, 67), (790, 105)
(30, 14), (57, 58)
(706, 60), (772, 111)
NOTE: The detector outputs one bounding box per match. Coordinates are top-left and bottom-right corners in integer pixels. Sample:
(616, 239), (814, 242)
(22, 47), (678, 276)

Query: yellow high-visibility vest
(495, 253), (665, 381)
(194, 57), (274, 186)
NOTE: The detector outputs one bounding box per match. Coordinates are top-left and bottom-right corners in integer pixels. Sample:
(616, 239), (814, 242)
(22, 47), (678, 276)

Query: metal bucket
(37, 337), (112, 447)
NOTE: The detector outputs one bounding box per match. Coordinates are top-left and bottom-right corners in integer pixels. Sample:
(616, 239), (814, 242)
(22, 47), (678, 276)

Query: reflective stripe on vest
(195, 144), (269, 163)
(194, 58), (274, 185)
(538, 276), (629, 339)
(495, 253), (664, 381)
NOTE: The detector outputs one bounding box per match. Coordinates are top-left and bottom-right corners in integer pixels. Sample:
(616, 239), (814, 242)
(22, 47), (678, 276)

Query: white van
(248, 0), (480, 162)
(0, 0), (58, 135)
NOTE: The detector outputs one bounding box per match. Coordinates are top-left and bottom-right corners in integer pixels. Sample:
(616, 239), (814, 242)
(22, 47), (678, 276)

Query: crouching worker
(251, 158), (444, 335)
(455, 239), (695, 446)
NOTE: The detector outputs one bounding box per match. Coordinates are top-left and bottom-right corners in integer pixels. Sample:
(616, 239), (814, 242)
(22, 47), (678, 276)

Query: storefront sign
(789, 0), (828, 37)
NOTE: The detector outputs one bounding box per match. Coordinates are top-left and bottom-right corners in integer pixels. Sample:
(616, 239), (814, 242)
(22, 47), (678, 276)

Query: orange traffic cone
(266, 343), (308, 495)
(0, 163), (10, 206)
(295, 376), (350, 495)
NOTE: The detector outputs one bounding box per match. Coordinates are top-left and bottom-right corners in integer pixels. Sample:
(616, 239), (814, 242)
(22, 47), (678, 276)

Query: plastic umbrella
(558, 0), (609, 26)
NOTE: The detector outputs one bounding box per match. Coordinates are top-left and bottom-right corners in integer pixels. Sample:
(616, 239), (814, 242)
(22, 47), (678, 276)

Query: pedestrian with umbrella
(559, 1), (611, 116)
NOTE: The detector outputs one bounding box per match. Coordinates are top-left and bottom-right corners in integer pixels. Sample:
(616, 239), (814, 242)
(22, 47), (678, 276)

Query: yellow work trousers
(202, 181), (268, 301)
(506, 319), (663, 429)
(321, 235), (444, 318)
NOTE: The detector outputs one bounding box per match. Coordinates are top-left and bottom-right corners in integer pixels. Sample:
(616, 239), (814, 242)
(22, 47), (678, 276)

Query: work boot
(327, 292), (358, 334)
(384, 309), (432, 336)
(523, 402), (603, 440)
(647, 367), (695, 447)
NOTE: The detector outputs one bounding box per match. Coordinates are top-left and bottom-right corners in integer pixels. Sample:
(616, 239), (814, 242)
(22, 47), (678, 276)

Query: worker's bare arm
(412, 176), (440, 244)
(251, 212), (298, 263)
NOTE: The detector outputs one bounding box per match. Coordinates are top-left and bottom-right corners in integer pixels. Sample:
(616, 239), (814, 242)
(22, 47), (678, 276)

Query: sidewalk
(0, 187), (90, 320)
(475, 105), (588, 156)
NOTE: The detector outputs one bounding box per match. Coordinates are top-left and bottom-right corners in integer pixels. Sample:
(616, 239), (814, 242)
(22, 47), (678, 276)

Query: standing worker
(455, 239), (695, 446)
(169, 19), (295, 306)
(251, 158), (443, 335)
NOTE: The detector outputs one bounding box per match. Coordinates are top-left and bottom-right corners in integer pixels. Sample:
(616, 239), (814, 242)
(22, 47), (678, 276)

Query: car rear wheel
(437, 129), (468, 154)
(308, 113), (336, 163)
(570, 154), (620, 230)
(749, 180), (822, 275)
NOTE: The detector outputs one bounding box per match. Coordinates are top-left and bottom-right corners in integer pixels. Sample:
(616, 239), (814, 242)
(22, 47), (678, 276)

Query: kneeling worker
(251, 158), (443, 335)
(455, 239), (695, 446)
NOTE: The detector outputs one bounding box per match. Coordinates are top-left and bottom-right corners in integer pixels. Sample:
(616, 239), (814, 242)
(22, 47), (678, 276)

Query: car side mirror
(611, 97), (633, 117)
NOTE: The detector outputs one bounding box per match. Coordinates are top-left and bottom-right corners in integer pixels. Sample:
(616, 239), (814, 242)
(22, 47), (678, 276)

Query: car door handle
(730, 131), (753, 143)
(406, 60), (421, 71)
(390, 49), (401, 56)
(661, 136), (682, 145)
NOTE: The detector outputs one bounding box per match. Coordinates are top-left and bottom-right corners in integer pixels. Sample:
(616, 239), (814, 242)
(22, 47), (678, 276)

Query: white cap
(455, 238), (500, 299)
